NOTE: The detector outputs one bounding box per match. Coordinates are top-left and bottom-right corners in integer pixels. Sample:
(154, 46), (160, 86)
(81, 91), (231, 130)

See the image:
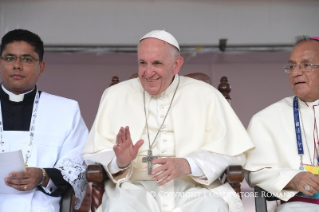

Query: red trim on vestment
(282, 195), (319, 205)
(300, 100), (319, 166)
(313, 105), (319, 165)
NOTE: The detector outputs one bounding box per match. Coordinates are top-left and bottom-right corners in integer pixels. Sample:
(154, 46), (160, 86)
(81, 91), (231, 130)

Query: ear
(173, 56), (184, 75)
(39, 61), (45, 76)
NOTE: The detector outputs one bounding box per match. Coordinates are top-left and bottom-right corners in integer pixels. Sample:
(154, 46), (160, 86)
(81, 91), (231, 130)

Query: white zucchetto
(139, 30), (180, 51)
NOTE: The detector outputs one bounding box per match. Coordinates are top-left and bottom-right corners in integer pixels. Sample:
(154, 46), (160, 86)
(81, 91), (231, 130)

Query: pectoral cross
(142, 150), (158, 175)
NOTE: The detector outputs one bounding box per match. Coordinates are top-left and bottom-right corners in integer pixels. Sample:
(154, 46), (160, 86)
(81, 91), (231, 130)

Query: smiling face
(138, 38), (183, 96)
(0, 41), (45, 94)
(289, 41), (319, 102)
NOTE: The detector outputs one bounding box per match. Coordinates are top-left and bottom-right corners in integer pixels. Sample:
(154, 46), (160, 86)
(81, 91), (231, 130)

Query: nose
(290, 64), (303, 77)
(13, 57), (22, 69)
(144, 65), (155, 78)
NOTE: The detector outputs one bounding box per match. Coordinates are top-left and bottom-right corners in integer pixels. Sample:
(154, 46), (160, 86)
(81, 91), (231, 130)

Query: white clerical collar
(160, 74), (179, 96)
(1, 85), (34, 102)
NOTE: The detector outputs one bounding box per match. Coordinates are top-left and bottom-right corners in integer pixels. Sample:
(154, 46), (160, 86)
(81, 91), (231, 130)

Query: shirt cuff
(108, 156), (131, 174)
(185, 157), (206, 178)
(41, 179), (57, 194)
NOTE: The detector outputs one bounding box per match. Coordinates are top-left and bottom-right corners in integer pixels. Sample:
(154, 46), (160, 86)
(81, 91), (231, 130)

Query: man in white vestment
(82, 30), (254, 212)
(0, 29), (88, 212)
(244, 36), (319, 211)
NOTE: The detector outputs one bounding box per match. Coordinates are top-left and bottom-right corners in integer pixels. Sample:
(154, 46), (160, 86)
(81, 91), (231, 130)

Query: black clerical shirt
(0, 86), (70, 197)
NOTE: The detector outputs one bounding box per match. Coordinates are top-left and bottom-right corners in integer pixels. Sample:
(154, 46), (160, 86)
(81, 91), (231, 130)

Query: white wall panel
(1, 0), (318, 46)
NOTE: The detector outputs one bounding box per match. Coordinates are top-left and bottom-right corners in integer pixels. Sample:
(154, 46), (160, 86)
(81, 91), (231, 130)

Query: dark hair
(295, 35), (319, 46)
(0, 29), (44, 61)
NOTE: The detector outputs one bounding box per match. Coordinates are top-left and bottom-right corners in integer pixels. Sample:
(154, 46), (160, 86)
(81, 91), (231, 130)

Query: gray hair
(170, 45), (180, 59)
(295, 35), (319, 46)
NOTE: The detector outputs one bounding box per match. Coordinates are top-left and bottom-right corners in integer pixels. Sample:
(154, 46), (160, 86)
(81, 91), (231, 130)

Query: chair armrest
(225, 165), (244, 184)
(86, 165), (108, 183)
(91, 182), (104, 212)
(60, 186), (74, 212)
(223, 165), (244, 198)
(86, 165), (108, 212)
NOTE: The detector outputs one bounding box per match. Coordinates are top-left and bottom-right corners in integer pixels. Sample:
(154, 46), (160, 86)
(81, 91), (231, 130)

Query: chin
(293, 89), (305, 97)
(295, 93), (311, 102)
(143, 86), (159, 95)
(295, 93), (304, 100)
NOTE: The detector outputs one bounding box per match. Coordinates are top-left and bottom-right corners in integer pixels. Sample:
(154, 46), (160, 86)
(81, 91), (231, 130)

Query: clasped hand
(287, 172), (319, 196)
(151, 158), (191, 186)
(114, 126), (191, 186)
(4, 167), (43, 191)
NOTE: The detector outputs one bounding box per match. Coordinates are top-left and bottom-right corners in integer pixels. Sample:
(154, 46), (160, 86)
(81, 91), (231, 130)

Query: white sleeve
(185, 157), (205, 178)
(187, 150), (246, 185)
(108, 156), (131, 174)
(53, 102), (89, 210)
(246, 168), (299, 201)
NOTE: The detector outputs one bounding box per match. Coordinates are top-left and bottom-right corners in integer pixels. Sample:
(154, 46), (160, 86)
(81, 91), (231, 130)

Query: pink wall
(213, 62), (293, 127)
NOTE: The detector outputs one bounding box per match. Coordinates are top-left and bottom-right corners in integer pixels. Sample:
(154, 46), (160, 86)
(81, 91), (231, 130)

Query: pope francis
(82, 30), (254, 212)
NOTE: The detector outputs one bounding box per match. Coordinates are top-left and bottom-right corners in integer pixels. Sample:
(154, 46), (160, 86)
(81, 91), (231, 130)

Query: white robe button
(160, 115), (164, 118)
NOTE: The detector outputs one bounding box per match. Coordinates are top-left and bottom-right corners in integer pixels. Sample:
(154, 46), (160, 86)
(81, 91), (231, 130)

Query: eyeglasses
(283, 63), (319, 73)
(0, 54), (40, 64)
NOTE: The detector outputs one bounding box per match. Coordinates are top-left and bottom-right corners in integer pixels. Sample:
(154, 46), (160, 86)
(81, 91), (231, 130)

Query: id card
(296, 165), (319, 199)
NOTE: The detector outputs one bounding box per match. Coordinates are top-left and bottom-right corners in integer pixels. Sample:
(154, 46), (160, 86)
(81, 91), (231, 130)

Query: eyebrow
(3, 53), (15, 56)
(137, 59), (163, 64)
(288, 58), (313, 64)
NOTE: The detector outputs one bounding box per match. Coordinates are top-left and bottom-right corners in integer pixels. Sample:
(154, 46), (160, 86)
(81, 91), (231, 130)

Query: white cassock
(244, 97), (319, 212)
(0, 92), (88, 212)
(82, 75), (254, 212)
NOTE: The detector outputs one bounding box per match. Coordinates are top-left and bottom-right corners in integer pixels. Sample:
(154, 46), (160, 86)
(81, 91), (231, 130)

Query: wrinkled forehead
(290, 41), (319, 62)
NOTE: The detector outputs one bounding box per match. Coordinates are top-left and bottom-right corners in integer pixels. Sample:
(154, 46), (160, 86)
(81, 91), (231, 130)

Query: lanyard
(293, 96), (304, 155)
(0, 91), (40, 166)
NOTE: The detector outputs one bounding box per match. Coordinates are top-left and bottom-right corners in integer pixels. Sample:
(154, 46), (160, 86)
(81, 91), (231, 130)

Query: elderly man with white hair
(82, 30), (254, 212)
(245, 36), (319, 211)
